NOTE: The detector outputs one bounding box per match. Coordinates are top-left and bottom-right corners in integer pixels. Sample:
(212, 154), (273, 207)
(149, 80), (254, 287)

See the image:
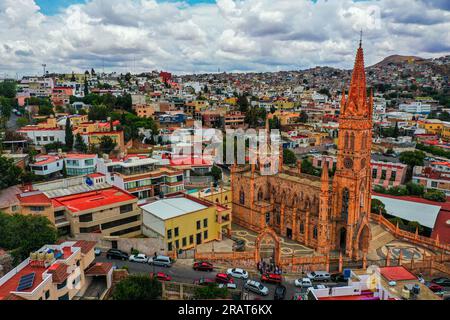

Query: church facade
(231, 43), (373, 260)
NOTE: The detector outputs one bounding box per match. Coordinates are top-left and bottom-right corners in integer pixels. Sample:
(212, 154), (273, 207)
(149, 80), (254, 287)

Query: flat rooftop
(141, 197), (208, 220)
(53, 187), (136, 213)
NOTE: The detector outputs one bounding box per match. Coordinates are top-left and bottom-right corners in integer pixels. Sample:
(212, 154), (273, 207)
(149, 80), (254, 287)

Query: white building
(64, 154), (98, 176)
(29, 155), (63, 176)
(18, 127), (66, 146)
(399, 102), (431, 114)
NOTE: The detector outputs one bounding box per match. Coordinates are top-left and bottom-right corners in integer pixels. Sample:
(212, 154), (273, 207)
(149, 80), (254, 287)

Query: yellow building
(192, 185), (233, 211)
(419, 120), (444, 135)
(441, 123), (450, 141)
(141, 194), (231, 252)
(274, 99), (295, 110)
(223, 97), (237, 106)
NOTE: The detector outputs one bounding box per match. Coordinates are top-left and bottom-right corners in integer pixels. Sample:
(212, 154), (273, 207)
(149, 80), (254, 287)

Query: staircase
(368, 223), (395, 259)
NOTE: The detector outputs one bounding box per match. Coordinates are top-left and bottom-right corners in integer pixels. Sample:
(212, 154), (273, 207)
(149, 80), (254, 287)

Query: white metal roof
(372, 195), (441, 229)
(141, 197), (208, 220)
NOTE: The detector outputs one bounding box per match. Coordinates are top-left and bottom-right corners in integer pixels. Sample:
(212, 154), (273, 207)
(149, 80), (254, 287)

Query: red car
(427, 282), (444, 293)
(193, 278), (216, 286)
(261, 273), (282, 284)
(193, 261), (214, 271)
(150, 272), (172, 281)
(215, 273), (234, 284)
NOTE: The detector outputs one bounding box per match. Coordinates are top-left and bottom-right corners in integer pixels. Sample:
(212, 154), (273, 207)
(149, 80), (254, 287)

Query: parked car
(194, 278), (216, 286)
(215, 273), (234, 285)
(426, 282), (445, 293)
(226, 268), (249, 279)
(261, 273), (282, 284)
(218, 283), (237, 289)
(313, 284), (328, 290)
(129, 253), (149, 263)
(94, 248), (102, 256)
(431, 277), (450, 287)
(330, 273), (347, 283)
(294, 278), (312, 288)
(148, 255), (172, 267)
(193, 261), (214, 271)
(244, 280), (269, 296)
(307, 271), (330, 282)
(150, 272), (172, 281)
(274, 285), (286, 300)
(106, 249), (129, 261)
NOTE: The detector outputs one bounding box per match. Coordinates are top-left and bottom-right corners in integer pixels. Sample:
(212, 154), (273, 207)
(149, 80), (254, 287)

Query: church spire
(342, 36), (367, 117)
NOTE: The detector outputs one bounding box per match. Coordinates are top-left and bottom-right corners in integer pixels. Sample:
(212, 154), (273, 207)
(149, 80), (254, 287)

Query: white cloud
(0, 0), (449, 76)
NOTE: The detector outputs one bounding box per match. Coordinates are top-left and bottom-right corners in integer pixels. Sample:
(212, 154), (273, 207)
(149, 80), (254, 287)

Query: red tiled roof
(431, 210), (450, 244)
(65, 153), (97, 160)
(47, 263), (69, 284)
(85, 262), (113, 276)
(17, 192), (52, 205)
(73, 240), (97, 254)
(380, 266), (417, 282)
(0, 264), (46, 300)
(32, 155), (62, 166)
(52, 187), (136, 213)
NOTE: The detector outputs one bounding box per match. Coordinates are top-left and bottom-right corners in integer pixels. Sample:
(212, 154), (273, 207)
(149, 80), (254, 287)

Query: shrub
(423, 190), (447, 202)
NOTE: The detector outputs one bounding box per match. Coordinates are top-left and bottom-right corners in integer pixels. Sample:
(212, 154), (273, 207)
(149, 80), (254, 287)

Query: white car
(226, 268), (249, 279)
(295, 278), (312, 288)
(218, 283), (237, 289)
(244, 280), (269, 296)
(129, 253), (148, 263)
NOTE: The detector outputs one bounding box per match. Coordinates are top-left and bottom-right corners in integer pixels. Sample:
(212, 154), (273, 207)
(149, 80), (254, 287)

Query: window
(174, 227), (179, 237)
(196, 220), (201, 230)
(239, 190), (245, 205)
(50, 136), (55, 141)
(313, 226), (318, 239)
(203, 230), (208, 240)
(45, 290), (50, 300)
(182, 237), (187, 247)
(175, 240), (179, 249)
(189, 235), (194, 245)
(79, 213), (93, 222)
(431, 181), (438, 188)
(57, 279), (67, 290)
(120, 204), (133, 214)
(168, 242), (173, 251)
(80, 225), (100, 233)
(101, 215), (140, 230)
(381, 170), (387, 180)
(167, 229), (172, 240)
(30, 206), (45, 212)
(300, 223), (304, 234)
(372, 169), (377, 179)
(203, 219), (208, 228)
(58, 293), (69, 300)
(390, 171), (397, 182)
(196, 233), (202, 245)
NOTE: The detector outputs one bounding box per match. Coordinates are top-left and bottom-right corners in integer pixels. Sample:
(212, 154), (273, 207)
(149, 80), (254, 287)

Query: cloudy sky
(1, 0), (449, 77)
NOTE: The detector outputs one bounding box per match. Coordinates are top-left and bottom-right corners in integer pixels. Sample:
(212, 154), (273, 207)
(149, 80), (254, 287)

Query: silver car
(244, 280), (269, 296)
(148, 255), (172, 267)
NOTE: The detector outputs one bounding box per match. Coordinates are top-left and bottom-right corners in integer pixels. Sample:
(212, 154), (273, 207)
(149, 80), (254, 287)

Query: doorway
(286, 228), (292, 239)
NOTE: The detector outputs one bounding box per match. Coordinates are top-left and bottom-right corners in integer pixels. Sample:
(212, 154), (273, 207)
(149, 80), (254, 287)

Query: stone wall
(71, 234), (166, 256)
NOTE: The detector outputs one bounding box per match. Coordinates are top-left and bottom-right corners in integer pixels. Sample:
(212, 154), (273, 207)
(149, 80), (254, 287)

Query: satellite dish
(85, 177), (94, 187)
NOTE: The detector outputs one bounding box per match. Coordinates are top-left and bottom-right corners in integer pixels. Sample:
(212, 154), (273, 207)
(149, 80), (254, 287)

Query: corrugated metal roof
(372, 195), (441, 228)
(141, 198), (207, 220)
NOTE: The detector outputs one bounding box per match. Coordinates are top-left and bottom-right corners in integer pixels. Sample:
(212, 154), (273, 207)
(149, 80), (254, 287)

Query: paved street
(95, 254), (342, 300)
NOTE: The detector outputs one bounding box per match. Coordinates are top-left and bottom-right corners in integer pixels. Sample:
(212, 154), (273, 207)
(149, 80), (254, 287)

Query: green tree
(399, 150), (426, 168)
(65, 117), (74, 150)
(392, 122), (399, 138)
(283, 148), (297, 165)
(74, 133), (88, 153)
(298, 111), (308, 123)
(371, 198), (387, 215)
(210, 166), (222, 182)
(237, 94), (249, 113)
(99, 135), (117, 154)
(193, 285), (228, 299)
(0, 156), (23, 189)
(84, 77), (89, 97)
(405, 182), (425, 196)
(112, 275), (162, 300)
(423, 190), (446, 202)
(16, 117), (29, 127)
(0, 212), (57, 264)
(0, 80), (17, 98)
(407, 221), (424, 234)
(38, 104), (54, 116)
(88, 104), (109, 121)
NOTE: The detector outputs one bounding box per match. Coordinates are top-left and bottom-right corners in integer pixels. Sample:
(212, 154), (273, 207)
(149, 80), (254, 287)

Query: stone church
(231, 42), (373, 260)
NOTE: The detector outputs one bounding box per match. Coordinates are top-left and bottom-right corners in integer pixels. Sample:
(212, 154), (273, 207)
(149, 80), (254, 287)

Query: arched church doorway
(255, 228), (281, 266)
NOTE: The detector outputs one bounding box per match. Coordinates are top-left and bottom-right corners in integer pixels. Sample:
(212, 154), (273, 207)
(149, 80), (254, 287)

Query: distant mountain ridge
(371, 55), (427, 67)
